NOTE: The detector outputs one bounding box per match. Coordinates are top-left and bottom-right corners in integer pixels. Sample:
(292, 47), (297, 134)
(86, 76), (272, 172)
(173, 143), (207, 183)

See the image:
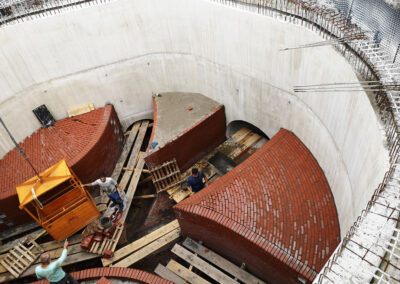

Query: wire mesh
(326, 0), (400, 63)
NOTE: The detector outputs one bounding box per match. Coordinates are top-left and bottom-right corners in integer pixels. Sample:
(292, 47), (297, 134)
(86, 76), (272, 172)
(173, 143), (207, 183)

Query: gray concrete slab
(152, 92), (221, 149)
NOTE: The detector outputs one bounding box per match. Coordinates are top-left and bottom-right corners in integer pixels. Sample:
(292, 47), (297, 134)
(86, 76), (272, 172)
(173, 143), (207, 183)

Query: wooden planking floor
(103, 219), (179, 266)
(155, 237), (265, 284)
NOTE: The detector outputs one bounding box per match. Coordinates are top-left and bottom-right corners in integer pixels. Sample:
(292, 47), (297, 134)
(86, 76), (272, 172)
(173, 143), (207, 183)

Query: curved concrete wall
(0, 0), (389, 235)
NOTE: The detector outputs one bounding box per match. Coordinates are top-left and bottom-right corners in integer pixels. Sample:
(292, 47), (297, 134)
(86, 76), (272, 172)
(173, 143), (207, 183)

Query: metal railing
(0, 0), (398, 282)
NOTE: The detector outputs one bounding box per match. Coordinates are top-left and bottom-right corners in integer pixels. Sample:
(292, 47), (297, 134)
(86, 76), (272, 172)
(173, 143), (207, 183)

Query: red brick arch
(0, 105), (123, 228)
(174, 129), (340, 284)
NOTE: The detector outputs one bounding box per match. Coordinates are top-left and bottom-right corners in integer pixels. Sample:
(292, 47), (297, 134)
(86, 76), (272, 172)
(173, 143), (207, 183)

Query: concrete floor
(152, 92), (221, 148)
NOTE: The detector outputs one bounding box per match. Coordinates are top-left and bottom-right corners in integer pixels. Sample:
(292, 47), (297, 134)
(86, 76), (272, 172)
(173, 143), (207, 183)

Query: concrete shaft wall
(0, 0), (389, 235)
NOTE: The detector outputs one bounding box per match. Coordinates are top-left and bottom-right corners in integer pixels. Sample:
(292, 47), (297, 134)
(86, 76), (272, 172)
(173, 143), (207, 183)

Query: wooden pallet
(90, 225), (124, 255)
(156, 238), (266, 284)
(0, 240), (44, 279)
(150, 159), (183, 193)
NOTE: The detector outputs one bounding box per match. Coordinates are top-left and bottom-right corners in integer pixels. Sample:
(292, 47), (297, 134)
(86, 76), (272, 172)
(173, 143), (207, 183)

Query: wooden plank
(111, 121), (141, 181)
(171, 244), (238, 284)
(153, 171), (181, 183)
(166, 260), (210, 284)
(13, 245), (33, 262)
(139, 175), (153, 185)
(166, 186), (181, 196)
(6, 254), (24, 272)
(154, 263), (187, 284)
(157, 180), (183, 193)
(182, 238), (265, 284)
(171, 189), (192, 203)
(230, 134), (261, 160)
(112, 228), (181, 268)
(119, 121), (149, 190)
(132, 194), (156, 200)
(0, 222), (40, 242)
(92, 153), (146, 257)
(102, 219), (179, 266)
(240, 133), (261, 147)
(231, 128), (251, 143)
(120, 152), (145, 224)
(90, 242), (100, 254)
(108, 225), (124, 253)
(0, 229), (46, 255)
(9, 250), (29, 267)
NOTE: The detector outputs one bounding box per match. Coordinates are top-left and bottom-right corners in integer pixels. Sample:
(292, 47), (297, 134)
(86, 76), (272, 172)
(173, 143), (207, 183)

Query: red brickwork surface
(145, 101), (226, 172)
(174, 129), (340, 284)
(0, 105), (123, 228)
(31, 267), (173, 284)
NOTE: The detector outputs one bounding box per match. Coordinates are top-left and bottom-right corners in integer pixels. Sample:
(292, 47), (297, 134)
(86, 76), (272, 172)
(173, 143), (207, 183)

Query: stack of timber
(102, 219), (181, 267)
(149, 159), (183, 193)
(167, 128), (266, 203)
(89, 120), (150, 255)
(155, 237), (265, 284)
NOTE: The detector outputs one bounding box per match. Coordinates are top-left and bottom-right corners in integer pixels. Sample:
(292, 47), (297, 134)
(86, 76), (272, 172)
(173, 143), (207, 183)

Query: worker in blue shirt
(187, 168), (209, 193)
(35, 240), (78, 284)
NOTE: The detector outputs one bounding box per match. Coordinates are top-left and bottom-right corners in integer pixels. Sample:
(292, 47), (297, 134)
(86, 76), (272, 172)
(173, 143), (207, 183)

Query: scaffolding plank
(0, 229), (46, 255)
(119, 121), (149, 190)
(92, 153), (145, 256)
(102, 220), (179, 266)
(154, 263), (187, 284)
(231, 128), (251, 143)
(171, 244), (238, 284)
(166, 259), (210, 284)
(112, 228), (181, 268)
(120, 153), (145, 224)
(0, 222), (40, 242)
(182, 238), (265, 284)
(170, 189), (192, 203)
(111, 121), (141, 181)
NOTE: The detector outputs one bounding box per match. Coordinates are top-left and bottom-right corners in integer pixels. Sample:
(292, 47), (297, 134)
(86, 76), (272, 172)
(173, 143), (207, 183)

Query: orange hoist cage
(16, 159), (100, 241)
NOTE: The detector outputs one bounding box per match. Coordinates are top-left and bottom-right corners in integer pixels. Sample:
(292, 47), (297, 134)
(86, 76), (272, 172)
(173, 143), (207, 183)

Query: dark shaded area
(227, 120), (269, 139)
(208, 151), (237, 175)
